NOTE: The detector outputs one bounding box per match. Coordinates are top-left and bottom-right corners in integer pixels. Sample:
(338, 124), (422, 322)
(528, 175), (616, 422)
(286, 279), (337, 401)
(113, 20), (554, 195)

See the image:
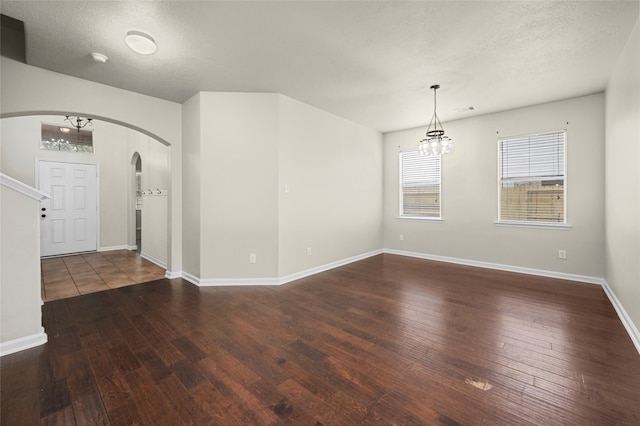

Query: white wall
(278, 95), (383, 276)
(0, 185), (46, 349)
(605, 19), (640, 335)
(384, 93), (605, 278)
(127, 131), (171, 264)
(198, 92), (280, 279)
(181, 94), (202, 278)
(180, 92), (383, 282)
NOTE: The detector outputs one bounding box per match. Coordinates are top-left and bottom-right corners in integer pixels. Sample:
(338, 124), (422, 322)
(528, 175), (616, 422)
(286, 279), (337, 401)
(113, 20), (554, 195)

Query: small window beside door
(41, 123), (94, 153)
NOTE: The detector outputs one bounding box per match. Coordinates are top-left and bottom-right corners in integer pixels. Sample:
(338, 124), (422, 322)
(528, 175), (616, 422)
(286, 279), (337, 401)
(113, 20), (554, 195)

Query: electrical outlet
(249, 253), (257, 263)
(307, 247), (312, 256)
(399, 234), (404, 241)
(558, 250), (566, 259)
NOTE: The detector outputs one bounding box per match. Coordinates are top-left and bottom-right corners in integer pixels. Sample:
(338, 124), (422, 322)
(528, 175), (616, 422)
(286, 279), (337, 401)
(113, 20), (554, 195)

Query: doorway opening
(133, 154), (142, 253)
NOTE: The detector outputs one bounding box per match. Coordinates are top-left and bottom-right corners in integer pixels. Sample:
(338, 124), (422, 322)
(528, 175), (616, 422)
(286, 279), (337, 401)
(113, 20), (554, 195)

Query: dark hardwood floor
(2, 254), (639, 425)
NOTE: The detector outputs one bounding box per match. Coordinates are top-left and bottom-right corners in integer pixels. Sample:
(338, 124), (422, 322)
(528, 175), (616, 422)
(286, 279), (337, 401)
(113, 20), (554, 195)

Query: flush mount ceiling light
(91, 52), (108, 63)
(418, 84), (454, 156)
(125, 30), (157, 55)
(64, 115), (93, 132)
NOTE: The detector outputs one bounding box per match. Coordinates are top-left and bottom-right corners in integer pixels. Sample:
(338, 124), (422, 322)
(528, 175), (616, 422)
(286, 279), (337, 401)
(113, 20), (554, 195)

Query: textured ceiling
(1, 1), (638, 133)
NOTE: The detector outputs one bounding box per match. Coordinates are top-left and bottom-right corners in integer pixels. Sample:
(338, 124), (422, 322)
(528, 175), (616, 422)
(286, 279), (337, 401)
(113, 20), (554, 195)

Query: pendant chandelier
(418, 84), (454, 156)
(64, 116), (93, 132)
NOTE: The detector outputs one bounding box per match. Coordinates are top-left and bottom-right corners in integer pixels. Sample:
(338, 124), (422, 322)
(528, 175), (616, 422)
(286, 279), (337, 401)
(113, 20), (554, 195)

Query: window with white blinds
(399, 151), (441, 218)
(498, 131), (566, 224)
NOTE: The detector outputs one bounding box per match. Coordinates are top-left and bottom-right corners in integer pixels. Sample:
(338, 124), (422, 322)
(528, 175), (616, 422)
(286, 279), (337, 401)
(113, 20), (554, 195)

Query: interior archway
(1, 113), (172, 271)
(130, 152), (143, 253)
(0, 111), (172, 147)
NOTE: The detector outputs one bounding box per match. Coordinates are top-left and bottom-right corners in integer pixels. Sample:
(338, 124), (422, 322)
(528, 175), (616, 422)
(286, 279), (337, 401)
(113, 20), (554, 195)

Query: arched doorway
(1, 114), (172, 270)
(130, 152), (143, 253)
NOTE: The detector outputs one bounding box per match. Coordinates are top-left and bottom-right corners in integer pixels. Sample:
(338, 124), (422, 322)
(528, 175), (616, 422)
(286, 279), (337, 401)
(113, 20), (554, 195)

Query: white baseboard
(181, 249), (383, 287)
(98, 245), (129, 252)
(165, 270), (182, 279)
(183, 270), (281, 287)
(197, 276), (281, 287)
(181, 271), (199, 285)
(601, 280), (640, 354)
(127, 245), (139, 251)
(140, 252), (167, 269)
(0, 330), (47, 357)
(383, 248), (603, 285)
(278, 249), (383, 285)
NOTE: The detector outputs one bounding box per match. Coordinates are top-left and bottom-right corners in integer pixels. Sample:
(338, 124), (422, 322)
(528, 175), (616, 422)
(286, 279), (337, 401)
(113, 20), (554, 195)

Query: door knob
(41, 207), (46, 211)
(41, 214), (46, 218)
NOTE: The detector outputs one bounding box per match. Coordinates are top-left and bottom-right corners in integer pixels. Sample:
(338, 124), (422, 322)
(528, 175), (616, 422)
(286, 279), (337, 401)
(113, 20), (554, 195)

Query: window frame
(496, 130), (569, 229)
(40, 122), (95, 153)
(398, 150), (442, 221)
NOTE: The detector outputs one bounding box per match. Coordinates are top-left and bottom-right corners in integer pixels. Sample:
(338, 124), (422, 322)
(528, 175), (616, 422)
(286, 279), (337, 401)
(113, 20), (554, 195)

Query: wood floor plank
(157, 373), (215, 425)
(190, 380), (249, 425)
(81, 343), (133, 413)
(123, 368), (184, 425)
(3, 253), (640, 425)
(40, 404), (76, 426)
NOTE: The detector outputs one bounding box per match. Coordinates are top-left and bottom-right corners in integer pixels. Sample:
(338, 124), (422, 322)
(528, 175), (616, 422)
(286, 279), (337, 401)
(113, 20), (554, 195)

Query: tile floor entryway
(41, 250), (166, 302)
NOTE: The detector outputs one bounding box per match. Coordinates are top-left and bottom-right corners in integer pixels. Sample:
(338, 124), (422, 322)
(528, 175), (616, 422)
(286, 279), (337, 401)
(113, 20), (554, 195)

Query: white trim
(35, 159), (101, 255)
(383, 248), (603, 285)
(496, 129), (568, 228)
(0, 173), (50, 201)
(181, 271), (200, 285)
(495, 221), (572, 230)
(601, 280), (640, 354)
(165, 270), (181, 279)
(399, 150), (442, 220)
(180, 249), (384, 287)
(196, 277), (281, 287)
(140, 251), (167, 269)
(0, 331), (48, 357)
(98, 245), (129, 252)
(278, 249), (383, 285)
(127, 245), (139, 251)
(397, 216), (444, 222)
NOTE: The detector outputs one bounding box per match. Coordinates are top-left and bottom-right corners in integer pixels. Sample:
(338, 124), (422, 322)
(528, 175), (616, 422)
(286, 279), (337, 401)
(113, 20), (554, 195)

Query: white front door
(39, 161), (98, 257)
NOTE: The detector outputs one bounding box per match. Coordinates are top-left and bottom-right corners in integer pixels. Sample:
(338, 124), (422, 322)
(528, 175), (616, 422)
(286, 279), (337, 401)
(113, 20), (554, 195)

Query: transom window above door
(41, 123), (94, 153)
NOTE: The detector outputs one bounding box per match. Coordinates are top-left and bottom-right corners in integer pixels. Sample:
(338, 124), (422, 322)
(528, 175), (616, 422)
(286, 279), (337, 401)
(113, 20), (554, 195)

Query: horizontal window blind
(498, 131), (566, 223)
(400, 151), (441, 218)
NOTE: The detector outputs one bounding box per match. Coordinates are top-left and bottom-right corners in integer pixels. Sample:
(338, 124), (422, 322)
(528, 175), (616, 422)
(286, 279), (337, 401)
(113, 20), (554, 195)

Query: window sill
(397, 216), (443, 223)
(494, 221), (571, 230)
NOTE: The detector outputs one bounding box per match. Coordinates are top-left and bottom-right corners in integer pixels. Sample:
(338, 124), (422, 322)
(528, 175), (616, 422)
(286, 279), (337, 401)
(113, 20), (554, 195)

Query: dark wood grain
(2, 254), (640, 425)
